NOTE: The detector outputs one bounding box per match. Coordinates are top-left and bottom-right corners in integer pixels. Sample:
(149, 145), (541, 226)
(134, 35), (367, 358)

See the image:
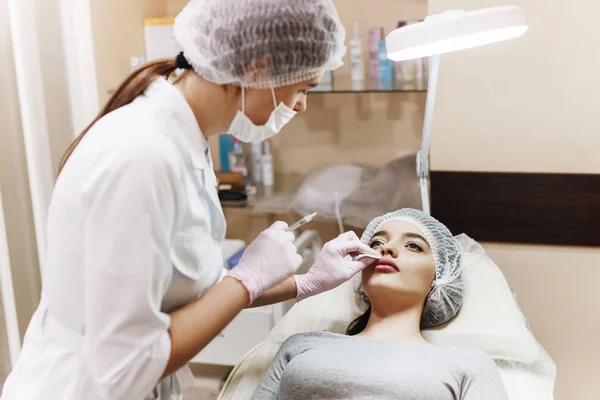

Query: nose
(380, 244), (399, 258)
(294, 96), (307, 113)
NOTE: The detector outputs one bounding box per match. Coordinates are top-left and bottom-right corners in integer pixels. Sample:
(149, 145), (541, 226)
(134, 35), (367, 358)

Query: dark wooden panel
(430, 171), (600, 247)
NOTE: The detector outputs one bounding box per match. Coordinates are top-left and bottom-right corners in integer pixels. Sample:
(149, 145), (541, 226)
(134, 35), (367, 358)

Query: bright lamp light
(387, 7), (528, 61)
(385, 6), (528, 215)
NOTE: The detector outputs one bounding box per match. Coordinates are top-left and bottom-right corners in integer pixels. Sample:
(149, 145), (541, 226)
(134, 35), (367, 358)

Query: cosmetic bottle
(261, 141), (274, 188)
(349, 22), (365, 82)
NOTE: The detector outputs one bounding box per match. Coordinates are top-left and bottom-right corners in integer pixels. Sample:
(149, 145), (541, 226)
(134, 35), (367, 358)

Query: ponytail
(346, 305), (371, 336)
(58, 58), (179, 175)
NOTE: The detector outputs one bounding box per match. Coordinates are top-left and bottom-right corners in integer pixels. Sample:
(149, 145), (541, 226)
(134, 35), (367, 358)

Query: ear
(242, 59), (270, 85)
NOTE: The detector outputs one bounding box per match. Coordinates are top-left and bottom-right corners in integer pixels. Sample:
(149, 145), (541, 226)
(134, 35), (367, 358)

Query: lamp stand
(418, 54), (441, 215)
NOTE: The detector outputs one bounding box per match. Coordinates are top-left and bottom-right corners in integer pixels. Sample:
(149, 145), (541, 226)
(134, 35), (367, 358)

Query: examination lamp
(386, 6), (528, 215)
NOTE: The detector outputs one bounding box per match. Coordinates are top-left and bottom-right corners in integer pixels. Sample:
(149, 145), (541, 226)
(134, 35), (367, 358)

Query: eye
(300, 89), (309, 95)
(369, 239), (384, 249)
(406, 242), (424, 253)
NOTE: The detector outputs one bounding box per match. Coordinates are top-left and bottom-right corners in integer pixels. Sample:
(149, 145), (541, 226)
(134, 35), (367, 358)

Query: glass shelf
(310, 79), (427, 94)
(220, 174), (307, 212)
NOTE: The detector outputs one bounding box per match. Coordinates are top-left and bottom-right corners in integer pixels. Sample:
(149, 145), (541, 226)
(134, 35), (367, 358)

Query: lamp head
(386, 6), (528, 62)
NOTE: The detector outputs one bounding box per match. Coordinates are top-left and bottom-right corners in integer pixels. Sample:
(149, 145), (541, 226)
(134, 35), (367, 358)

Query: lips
(373, 258), (400, 273)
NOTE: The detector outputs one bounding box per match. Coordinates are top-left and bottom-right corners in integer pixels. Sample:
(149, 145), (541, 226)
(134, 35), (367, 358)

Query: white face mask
(228, 87), (297, 143)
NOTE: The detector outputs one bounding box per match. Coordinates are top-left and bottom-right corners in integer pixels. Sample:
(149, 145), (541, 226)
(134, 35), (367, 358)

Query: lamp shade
(386, 6), (528, 61)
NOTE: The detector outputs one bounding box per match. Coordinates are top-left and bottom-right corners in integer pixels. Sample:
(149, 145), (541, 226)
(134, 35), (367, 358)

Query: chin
(362, 273), (402, 293)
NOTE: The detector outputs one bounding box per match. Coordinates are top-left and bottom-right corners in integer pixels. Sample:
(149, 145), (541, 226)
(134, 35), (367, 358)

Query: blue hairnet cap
(360, 208), (463, 328)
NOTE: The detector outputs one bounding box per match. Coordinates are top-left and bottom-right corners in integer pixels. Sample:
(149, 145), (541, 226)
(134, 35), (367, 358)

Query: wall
(91, 0), (167, 105)
(485, 244), (599, 400)
(165, 0), (185, 17)
(428, 1), (600, 399)
(430, 1), (600, 174)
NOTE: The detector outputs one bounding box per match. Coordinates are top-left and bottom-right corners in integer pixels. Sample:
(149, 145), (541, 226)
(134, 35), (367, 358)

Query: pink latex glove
(228, 221), (302, 304)
(294, 231), (381, 302)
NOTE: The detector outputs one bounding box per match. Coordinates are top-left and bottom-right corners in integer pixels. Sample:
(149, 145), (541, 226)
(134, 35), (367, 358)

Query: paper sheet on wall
(143, 17), (182, 61)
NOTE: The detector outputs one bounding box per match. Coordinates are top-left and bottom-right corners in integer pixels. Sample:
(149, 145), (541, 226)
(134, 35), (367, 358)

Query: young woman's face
(361, 220), (436, 303)
(243, 75), (322, 125)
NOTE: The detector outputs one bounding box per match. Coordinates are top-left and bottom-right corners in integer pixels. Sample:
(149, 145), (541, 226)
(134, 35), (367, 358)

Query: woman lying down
(252, 209), (508, 400)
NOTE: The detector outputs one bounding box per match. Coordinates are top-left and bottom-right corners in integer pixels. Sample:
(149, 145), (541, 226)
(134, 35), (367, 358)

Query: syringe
(287, 212), (318, 232)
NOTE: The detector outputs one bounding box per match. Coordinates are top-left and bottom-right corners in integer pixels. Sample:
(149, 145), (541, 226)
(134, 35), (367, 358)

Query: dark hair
(58, 58), (179, 175)
(346, 305), (371, 336)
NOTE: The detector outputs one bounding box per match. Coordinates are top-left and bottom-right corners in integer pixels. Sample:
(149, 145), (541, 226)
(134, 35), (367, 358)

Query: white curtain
(0, 0), (43, 386)
(0, 313), (8, 392)
(0, 0), (95, 385)
(0, 189), (21, 391)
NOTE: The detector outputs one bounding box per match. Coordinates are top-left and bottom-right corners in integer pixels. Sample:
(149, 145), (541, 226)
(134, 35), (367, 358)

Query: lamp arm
(418, 54), (441, 215)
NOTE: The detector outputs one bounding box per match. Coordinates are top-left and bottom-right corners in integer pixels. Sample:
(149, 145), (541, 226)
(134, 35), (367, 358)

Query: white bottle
(349, 22), (365, 82)
(261, 141), (274, 188)
(251, 142), (263, 184)
(228, 137), (248, 179)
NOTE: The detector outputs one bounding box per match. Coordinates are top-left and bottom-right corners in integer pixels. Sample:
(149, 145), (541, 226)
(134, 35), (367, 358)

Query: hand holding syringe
(287, 212), (380, 263)
(287, 212), (318, 232)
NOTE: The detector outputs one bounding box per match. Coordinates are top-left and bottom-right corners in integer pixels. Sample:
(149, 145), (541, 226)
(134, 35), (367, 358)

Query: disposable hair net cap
(174, 0), (347, 89)
(359, 208), (463, 328)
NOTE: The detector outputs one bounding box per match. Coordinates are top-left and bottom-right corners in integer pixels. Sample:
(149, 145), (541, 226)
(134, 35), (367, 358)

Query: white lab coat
(1, 78), (226, 400)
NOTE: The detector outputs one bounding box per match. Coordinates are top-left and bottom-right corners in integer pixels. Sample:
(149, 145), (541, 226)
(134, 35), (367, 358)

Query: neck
(357, 299), (427, 345)
(173, 71), (239, 137)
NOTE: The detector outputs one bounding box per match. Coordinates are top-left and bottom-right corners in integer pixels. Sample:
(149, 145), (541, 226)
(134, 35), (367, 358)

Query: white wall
(428, 1), (600, 399)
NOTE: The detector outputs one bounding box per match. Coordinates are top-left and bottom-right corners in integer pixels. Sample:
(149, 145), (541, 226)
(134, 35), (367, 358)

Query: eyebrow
(308, 82), (319, 88)
(404, 232), (430, 248)
(371, 230), (389, 240)
(370, 231), (430, 248)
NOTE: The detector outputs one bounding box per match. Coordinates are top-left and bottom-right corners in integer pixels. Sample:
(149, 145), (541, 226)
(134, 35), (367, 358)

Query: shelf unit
(310, 79), (427, 94)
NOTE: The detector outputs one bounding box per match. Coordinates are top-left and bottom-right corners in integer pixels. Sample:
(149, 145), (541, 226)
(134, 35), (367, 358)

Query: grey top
(252, 331), (509, 400)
